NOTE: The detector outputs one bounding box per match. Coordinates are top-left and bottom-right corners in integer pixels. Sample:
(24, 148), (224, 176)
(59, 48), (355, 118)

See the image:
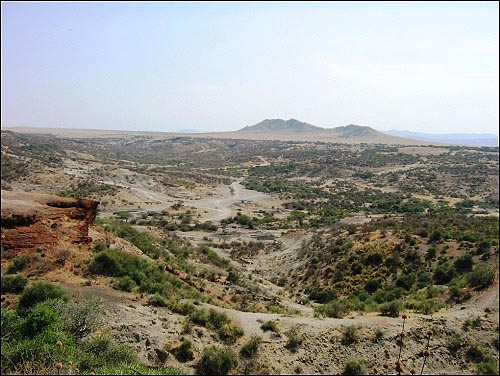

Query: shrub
(1, 309), (22, 342)
(196, 346), (237, 375)
(189, 309), (210, 327)
(411, 299), (444, 314)
(1, 273), (28, 293)
(308, 287), (336, 303)
(475, 355), (499, 375)
(79, 335), (137, 371)
(51, 297), (104, 339)
(433, 262), (457, 284)
(285, 328), (303, 351)
(115, 276), (137, 292)
(467, 266), (495, 290)
(226, 269), (240, 284)
(240, 335), (261, 359)
(429, 229), (443, 242)
(149, 293), (168, 307)
(1, 326), (76, 374)
(342, 358), (370, 375)
(260, 320), (279, 333)
(396, 273), (417, 291)
(476, 240), (491, 254)
(341, 325), (358, 345)
(374, 328), (385, 342)
(21, 303), (59, 338)
(169, 300), (196, 316)
(172, 340), (195, 362)
(425, 246), (437, 260)
(379, 300), (403, 317)
(92, 241), (108, 252)
(17, 282), (67, 316)
(218, 322), (244, 344)
(314, 300), (350, 318)
(466, 342), (487, 362)
(5, 256), (29, 274)
(454, 253), (474, 274)
(207, 309), (231, 330)
(448, 332), (464, 351)
(364, 278), (382, 294)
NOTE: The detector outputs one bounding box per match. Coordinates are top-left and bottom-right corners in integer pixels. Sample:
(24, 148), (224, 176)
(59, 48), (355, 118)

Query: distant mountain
(239, 119), (379, 137)
(330, 124), (378, 138)
(227, 119), (443, 144)
(2, 121), (447, 146)
(384, 130), (499, 147)
(177, 128), (201, 133)
(238, 119), (324, 133)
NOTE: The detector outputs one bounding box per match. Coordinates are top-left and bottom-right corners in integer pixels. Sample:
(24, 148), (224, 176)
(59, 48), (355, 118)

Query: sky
(1, 1), (498, 134)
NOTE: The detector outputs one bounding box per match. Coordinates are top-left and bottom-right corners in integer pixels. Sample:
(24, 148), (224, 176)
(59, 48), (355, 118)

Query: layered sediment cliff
(1, 190), (99, 257)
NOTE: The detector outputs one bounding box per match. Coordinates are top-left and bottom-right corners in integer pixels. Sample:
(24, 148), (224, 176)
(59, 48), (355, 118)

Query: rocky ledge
(1, 190), (99, 257)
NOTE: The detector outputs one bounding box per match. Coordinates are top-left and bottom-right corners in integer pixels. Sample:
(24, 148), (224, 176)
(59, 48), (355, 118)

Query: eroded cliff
(1, 190), (99, 268)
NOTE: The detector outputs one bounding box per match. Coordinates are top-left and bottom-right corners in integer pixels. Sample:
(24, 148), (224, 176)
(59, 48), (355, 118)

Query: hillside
(1, 129), (499, 375)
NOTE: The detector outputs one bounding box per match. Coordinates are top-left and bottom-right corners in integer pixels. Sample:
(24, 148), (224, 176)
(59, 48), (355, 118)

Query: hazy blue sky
(2, 2), (498, 134)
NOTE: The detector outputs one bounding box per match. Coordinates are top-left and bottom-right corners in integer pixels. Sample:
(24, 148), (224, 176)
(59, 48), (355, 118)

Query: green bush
(341, 325), (359, 345)
(433, 262), (457, 284)
(364, 278), (382, 294)
(169, 300), (196, 316)
(172, 340), (195, 362)
(5, 256), (30, 274)
(79, 335), (137, 372)
(342, 358), (370, 375)
(217, 322), (244, 344)
(396, 273), (417, 291)
(308, 287), (336, 303)
(115, 276), (137, 292)
(1, 308), (22, 342)
(1, 273), (28, 293)
(285, 328), (303, 351)
(475, 355), (499, 375)
(409, 299), (444, 314)
(196, 346), (237, 375)
(240, 336), (261, 359)
(188, 308), (243, 343)
(425, 246), (437, 260)
(17, 282), (67, 316)
(93, 241), (108, 252)
(260, 320), (279, 333)
(379, 300), (403, 317)
(1, 324), (76, 374)
(207, 309), (231, 330)
(189, 309), (210, 327)
(226, 269), (240, 284)
(467, 266), (495, 290)
(454, 253), (474, 274)
(149, 293), (168, 307)
(314, 300), (350, 318)
(21, 303), (59, 338)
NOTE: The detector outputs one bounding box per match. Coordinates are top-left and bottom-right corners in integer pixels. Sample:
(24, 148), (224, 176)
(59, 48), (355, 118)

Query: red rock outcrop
(1, 190), (99, 258)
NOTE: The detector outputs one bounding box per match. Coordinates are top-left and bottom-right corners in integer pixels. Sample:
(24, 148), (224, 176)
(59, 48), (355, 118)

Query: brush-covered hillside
(1, 129), (499, 375)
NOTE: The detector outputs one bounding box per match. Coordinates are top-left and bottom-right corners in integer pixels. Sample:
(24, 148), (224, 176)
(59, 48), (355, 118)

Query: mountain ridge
(238, 118), (324, 133)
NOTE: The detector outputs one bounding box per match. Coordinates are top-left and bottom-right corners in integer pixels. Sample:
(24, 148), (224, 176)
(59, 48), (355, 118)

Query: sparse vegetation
(1, 129), (498, 375)
(196, 346), (237, 375)
(239, 335), (261, 359)
(1, 273), (28, 293)
(260, 320), (279, 333)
